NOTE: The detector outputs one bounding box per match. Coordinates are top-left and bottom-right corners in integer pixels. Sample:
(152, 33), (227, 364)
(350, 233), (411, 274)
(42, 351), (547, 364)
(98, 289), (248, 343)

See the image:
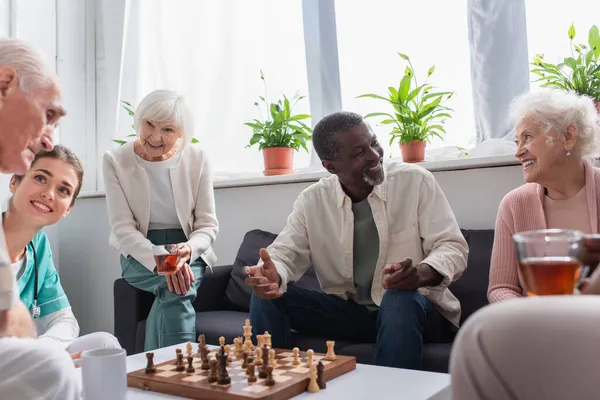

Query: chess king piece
(243, 319), (254, 351)
(176, 353), (185, 372)
(269, 349), (277, 367)
(307, 364), (320, 393)
(325, 340), (337, 361)
(247, 362), (257, 383)
(292, 347), (301, 366)
(145, 352), (156, 374)
(208, 359), (218, 383)
(186, 341), (193, 356)
(186, 356), (195, 373)
(265, 365), (276, 386)
(305, 349), (314, 368)
(317, 361), (326, 389)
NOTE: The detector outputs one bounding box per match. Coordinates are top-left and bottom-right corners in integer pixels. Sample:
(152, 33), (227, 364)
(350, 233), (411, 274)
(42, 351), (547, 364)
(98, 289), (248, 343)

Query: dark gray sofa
(114, 228), (493, 373)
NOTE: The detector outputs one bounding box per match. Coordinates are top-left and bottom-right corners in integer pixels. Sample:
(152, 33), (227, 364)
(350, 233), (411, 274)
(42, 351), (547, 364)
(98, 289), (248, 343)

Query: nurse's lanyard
(29, 242), (40, 319)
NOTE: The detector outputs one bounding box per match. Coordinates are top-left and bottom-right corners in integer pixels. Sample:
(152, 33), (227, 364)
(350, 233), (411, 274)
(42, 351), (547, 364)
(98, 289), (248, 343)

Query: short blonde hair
(134, 90), (194, 148)
(509, 89), (600, 159)
(0, 38), (58, 92)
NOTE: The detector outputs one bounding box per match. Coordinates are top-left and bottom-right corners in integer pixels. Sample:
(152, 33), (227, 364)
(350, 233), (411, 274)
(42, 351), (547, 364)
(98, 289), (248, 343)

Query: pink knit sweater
(488, 161), (600, 302)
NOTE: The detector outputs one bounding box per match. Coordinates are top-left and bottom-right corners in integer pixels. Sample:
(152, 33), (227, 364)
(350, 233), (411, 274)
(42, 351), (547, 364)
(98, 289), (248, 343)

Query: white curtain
(118, 0), (311, 174)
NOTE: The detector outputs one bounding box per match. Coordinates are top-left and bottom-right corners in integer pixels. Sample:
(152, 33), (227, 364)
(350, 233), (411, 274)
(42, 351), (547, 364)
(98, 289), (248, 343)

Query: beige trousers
(450, 296), (600, 400)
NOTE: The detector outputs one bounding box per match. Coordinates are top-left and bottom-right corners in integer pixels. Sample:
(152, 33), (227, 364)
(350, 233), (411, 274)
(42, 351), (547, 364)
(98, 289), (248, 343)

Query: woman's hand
(166, 263), (196, 295)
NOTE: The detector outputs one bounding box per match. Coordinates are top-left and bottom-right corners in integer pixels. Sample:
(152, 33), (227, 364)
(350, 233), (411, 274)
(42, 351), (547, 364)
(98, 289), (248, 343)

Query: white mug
(81, 348), (127, 400)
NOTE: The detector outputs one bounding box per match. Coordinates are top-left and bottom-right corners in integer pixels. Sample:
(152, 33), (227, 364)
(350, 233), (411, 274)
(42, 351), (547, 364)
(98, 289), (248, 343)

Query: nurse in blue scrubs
(5, 145), (119, 353)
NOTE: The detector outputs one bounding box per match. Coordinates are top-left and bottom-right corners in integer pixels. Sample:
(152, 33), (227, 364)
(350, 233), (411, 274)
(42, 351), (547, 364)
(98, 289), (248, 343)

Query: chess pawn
(225, 345), (232, 364)
(292, 347), (301, 366)
(265, 365), (276, 386)
(145, 352), (156, 374)
(208, 359), (218, 383)
(175, 353), (185, 372)
(305, 349), (314, 368)
(247, 362), (257, 383)
(307, 364), (320, 392)
(186, 356), (195, 373)
(242, 350), (249, 369)
(325, 340), (337, 361)
(255, 347), (263, 366)
(269, 349), (277, 367)
(246, 356), (254, 373)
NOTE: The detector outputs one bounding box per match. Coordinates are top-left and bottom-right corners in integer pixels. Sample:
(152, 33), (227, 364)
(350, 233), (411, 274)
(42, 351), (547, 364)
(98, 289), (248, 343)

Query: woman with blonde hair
(103, 90), (218, 350)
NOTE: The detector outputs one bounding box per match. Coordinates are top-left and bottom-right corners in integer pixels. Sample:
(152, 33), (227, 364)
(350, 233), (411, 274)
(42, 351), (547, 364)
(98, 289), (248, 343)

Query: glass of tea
(152, 244), (180, 275)
(513, 229), (583, 296)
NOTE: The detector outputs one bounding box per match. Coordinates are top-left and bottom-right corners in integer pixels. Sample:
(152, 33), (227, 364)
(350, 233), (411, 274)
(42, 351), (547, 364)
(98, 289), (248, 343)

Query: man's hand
(166, 263), (195, 295)
(174, 243), (193, 269)
(382, 258), (420, 290)
(243, 248), (282, 300)
(382, 258), (443, 290)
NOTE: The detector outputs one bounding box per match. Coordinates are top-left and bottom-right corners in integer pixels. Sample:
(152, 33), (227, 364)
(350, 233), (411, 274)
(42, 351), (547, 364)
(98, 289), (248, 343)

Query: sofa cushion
(449, 229), (494, 323)
(196, 310), (250, 345)
(224, 229), (320, 310)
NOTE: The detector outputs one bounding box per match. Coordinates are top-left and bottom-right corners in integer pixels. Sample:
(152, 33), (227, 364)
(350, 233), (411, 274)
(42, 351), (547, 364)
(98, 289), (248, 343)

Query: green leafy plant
(531, 23), (600, 100)
(357, 53), (454, 146)
(245, 71), (312, 152)
(113, 100), (200, 145)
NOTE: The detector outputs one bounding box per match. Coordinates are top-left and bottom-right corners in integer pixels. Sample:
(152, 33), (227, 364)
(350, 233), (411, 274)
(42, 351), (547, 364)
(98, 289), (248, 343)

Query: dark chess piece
(258, 344), (270, 378)
(242, 350), (249, 369)
(186, 356), (195, 373)
(246, 357), (254, 374)
(198, 334), (207, 354)
(208, 359), (218, 383)
(200, 346), (210, 370)
(265, 365), (275, 386)
(247, 362), (257, 383)
(175, 353), (185, 372)
(145, 352), (156, 374)
(317, 361), (326, 389)
(217, 345), (231, 385)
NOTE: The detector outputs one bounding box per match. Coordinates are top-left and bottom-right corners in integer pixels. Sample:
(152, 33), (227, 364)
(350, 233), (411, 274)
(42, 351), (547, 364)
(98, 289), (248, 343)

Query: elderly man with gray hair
(0, 38), (78, 400)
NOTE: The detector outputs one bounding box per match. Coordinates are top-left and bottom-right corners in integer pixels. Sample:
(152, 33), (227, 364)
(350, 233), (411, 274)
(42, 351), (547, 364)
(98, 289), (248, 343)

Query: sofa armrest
(113, 278), (154, 355)
(194, 265), (240, 312)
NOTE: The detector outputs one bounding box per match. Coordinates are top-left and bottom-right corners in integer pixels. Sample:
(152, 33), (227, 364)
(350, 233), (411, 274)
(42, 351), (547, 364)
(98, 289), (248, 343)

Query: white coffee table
(88, 344), (451, 399)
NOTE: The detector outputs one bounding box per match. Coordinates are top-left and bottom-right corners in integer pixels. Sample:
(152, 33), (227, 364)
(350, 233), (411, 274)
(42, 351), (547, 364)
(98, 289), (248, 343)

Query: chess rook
(325, 340), (337, 361)
(145, 352), (156, 374)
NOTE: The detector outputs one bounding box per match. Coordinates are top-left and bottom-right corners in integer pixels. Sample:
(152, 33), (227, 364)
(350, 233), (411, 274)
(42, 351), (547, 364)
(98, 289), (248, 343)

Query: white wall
(57, 165), (524, 335)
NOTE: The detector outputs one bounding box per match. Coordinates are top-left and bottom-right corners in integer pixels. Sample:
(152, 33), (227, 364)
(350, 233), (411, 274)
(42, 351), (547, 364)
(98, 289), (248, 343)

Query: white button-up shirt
(267, 161), (468, 327)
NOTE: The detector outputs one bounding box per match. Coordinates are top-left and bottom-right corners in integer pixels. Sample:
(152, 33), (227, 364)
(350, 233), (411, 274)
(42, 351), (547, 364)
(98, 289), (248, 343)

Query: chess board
(128, 348), (356, 400)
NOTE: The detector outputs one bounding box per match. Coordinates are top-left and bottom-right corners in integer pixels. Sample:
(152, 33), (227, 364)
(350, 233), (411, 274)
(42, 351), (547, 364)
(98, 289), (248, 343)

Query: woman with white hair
(103, 90), (218, 351)
(450, 90), (600, 399)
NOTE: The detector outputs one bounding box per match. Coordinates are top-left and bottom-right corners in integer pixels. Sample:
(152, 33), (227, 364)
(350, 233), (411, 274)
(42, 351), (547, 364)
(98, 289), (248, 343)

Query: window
(334, 0), (475, 158)
(119, 0), (311, 174)
(526, 0), (599, 89)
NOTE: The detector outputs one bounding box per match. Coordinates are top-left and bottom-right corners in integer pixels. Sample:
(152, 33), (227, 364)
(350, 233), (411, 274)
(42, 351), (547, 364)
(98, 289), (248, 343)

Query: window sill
(78, 154), (519, 198)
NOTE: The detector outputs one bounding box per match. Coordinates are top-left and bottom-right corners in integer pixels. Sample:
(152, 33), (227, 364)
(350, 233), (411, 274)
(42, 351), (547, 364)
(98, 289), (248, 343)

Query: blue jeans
(249, 285), (455, 369)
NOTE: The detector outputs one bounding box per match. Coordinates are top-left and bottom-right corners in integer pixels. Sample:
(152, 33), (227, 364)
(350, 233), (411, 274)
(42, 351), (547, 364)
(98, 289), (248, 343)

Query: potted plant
(114, 100), (200, 145)
(245, 71), (312, 176)
(358, 53), (453, 163)
(531, 23), (600, 112)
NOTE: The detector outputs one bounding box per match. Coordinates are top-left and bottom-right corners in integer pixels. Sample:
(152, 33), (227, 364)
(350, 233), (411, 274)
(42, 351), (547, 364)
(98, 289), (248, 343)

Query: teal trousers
(120, 229), (205, 351)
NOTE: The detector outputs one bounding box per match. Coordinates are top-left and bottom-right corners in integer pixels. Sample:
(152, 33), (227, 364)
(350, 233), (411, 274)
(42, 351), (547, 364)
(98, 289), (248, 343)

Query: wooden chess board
(128, 347), (356, 400)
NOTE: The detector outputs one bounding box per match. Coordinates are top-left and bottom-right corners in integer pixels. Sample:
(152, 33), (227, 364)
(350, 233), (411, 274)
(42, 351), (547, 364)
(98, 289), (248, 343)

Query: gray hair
(134, 90), (194, 148)
(0, 39), (58, 92)
(509, 89), (600, 159)
(313, 111), (365, 160)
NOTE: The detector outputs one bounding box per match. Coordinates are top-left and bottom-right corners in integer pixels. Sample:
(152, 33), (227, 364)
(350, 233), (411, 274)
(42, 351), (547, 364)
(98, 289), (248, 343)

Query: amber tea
(152, 245), (179, 275)
(519, 257), (581, 296)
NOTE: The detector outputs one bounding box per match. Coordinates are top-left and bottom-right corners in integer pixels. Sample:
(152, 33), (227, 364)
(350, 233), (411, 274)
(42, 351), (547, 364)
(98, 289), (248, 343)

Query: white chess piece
(325, 340), (337, 361)
(305, 349), (314, 368)
(292, 347), (301, 366)
(307, 364), (320, 393)
(269, 349), (277, 367)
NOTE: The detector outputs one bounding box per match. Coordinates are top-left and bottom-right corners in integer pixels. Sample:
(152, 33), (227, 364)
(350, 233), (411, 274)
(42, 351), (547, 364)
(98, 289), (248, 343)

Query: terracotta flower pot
(262, 147), (295, 176)
(400, 140), (426, 163)
(595, 100), (600, 114)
